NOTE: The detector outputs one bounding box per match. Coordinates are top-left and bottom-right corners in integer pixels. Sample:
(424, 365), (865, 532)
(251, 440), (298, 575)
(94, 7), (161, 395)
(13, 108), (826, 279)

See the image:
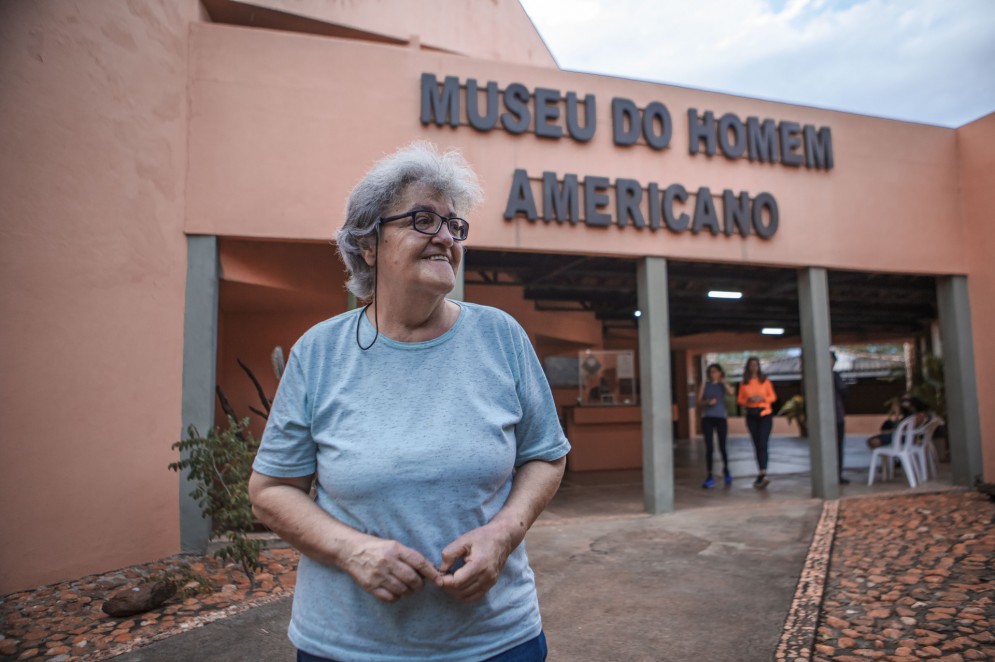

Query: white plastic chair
(867, 417), (918, 487)
(909, 416), (944, 483)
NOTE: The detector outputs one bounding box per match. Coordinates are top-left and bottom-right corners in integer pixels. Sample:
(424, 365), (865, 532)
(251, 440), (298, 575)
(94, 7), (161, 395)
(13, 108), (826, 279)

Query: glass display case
(578, 349), (637, 406)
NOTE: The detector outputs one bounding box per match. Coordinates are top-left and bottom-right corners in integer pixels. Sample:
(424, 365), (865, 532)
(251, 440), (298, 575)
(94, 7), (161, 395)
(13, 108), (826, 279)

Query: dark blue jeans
(297, 631), (547, 662)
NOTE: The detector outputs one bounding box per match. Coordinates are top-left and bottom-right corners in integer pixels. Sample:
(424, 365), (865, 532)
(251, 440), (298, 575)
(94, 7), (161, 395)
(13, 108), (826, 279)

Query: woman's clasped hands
(344, 524), (514, 604)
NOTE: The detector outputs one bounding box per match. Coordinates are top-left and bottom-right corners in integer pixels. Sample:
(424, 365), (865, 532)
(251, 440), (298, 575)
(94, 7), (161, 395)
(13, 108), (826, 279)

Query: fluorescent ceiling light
(762, 327), (785, 335)
(708, 290), (743, 299)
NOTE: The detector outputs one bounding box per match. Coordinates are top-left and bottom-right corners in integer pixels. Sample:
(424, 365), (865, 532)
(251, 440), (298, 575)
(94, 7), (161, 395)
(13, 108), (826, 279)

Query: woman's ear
(361, 243), (376, 268)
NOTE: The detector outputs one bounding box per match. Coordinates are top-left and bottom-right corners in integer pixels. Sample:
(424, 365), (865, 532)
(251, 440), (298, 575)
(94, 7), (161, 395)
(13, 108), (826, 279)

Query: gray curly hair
(336, 141), (483, 300)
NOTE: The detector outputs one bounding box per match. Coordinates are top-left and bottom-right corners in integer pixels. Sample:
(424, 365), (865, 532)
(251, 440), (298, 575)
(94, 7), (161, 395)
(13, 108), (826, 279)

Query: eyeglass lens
(413, 211), (468, 240)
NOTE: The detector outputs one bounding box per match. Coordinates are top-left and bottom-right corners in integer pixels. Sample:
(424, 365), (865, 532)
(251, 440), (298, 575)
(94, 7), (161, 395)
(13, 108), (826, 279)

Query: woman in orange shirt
(737, 356), (777, 489)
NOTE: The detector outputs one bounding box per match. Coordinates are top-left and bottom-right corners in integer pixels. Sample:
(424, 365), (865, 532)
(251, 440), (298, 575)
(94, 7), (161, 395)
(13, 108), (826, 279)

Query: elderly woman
(248, 141), (570, 662)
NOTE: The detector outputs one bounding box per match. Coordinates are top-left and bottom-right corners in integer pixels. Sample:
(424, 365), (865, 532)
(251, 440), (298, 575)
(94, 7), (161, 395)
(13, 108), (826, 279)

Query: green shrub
(170, 417), (263, 586)
(779, 394), (808, 437)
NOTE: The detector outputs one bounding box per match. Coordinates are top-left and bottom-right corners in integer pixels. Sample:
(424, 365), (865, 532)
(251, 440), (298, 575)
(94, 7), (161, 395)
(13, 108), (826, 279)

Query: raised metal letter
(501, 83), (531, 134)
(420, 73), (460, 127)
(688, 109), (716, 156)
(466, 79), (499, 131)
(612, 98), (641, 146)
(584, 176), (612, 226)
(752, 193), (779, 238)
(615, 178), (645, 228)
(534, 88), (563, 139)
(722, 190), (751, 237)
(542, 172), (580, 223)
(566, 92), (597, 142)
(504, 169), (538, 220)
(804, 126), (834, 170)
(663, 184), (690, 232)
(691, 187), (720, 235)
(642, 102), (672, 150)
(718, 113), (746, 159)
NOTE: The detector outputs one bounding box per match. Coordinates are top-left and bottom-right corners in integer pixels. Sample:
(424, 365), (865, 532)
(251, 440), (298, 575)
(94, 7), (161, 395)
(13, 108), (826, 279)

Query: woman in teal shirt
(248, 142), (569, 662)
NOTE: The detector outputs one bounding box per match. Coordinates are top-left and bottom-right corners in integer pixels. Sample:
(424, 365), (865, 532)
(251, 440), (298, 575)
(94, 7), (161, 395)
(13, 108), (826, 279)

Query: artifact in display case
(578, 349), (637, 406)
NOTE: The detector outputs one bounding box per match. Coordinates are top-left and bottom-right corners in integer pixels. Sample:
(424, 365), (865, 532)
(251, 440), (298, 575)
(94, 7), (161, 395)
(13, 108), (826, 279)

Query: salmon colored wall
(219, 239), (348, 309)
(0, 0), (200, 594)
(217, 238), (351, 441)
(957, 112), (995, 481)
(465, 282), (604, 426)
(186, 24), (966, 277)
(464, 283), (603, 351)
(217, 311), (336, 441)
(248, 0), (557, 68)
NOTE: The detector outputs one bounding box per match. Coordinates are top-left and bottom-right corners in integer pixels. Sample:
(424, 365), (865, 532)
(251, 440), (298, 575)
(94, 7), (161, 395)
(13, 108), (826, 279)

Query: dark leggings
(745, 414), (773, 472)
(701, 417), (729, 474)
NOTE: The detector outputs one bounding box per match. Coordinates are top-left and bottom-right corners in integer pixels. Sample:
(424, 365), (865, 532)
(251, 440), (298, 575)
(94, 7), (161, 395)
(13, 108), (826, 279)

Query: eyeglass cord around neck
(355, 225), (380, 351)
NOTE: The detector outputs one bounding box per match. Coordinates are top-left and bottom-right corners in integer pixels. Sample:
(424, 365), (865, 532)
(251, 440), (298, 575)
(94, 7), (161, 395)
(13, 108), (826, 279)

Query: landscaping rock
(101, 581), (178, 617)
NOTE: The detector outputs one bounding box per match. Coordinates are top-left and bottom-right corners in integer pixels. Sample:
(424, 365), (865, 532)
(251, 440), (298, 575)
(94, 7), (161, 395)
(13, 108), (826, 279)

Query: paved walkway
(106, 499), (823, 662)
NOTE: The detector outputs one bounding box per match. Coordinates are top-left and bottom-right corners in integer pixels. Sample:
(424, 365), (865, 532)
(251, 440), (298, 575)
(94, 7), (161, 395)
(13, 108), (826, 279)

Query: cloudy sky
(518, 0), (995, 127)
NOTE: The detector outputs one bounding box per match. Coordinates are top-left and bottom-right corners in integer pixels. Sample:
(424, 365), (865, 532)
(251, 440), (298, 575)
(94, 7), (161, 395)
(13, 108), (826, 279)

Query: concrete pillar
(179, 235), (219, 552)
(936, 276), (983, 485)
(797, 268), (840, 500)
(450, 249), (466, 301)
(637, 257), (674, 514)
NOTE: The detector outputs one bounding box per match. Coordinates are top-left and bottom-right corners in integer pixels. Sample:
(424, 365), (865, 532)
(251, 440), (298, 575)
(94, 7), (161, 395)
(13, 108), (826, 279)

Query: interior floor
(539, 434), (954, 522)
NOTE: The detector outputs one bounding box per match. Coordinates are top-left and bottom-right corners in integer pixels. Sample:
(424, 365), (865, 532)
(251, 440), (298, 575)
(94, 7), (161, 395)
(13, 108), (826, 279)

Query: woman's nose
(432, 223), (455, 246)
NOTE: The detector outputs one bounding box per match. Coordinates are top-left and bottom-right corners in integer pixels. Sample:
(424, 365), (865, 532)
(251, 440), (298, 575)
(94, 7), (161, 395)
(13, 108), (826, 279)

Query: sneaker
(723, 470), (733, 486)
(753, 474), (770, 490)
(702, 476), (716, 489)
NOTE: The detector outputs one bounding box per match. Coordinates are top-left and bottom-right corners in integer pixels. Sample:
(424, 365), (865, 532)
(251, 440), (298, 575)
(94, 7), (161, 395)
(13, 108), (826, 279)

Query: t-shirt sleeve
(510, 323), (571, 466)
(252, 348), (317, 478)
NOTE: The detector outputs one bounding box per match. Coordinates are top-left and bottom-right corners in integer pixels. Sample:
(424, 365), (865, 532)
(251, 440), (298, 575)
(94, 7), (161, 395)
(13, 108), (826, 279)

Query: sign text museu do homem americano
(420, 74), (835, 240)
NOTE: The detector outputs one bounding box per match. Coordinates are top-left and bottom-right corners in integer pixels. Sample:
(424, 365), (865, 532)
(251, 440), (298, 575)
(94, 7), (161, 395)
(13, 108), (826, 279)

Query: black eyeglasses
(379, 209), (469, 241)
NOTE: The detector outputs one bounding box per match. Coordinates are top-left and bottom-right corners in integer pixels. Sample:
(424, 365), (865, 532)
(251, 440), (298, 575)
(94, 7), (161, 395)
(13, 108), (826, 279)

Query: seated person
(866, 396), (930, 448)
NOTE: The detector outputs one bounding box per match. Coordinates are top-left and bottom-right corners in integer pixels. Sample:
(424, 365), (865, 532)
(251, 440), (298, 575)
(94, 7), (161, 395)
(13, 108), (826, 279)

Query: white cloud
(519, 0), (995, 126)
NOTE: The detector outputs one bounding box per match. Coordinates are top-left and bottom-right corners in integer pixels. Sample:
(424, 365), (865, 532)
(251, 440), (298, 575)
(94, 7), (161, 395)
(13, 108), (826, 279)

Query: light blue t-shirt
(253, 302), (571, 661)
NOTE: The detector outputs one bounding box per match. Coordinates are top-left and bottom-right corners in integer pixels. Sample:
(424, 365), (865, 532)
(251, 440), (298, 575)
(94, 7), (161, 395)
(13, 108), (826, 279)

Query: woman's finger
(398, 547), (439, 581)
(439, 541), (470, 573)
(392, 562), (424, 592)
(379, 574), (412, 597)
(440, 569), (489, 599)
(372, 587), (399, 603)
